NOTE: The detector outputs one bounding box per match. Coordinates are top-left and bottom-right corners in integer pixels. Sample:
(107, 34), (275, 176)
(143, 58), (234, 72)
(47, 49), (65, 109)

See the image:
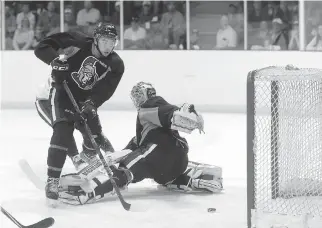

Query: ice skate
(45, 177), (60, 208)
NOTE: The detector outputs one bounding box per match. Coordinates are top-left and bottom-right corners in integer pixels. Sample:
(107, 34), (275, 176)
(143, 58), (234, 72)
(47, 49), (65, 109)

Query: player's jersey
(135, 96), (189, 152)
(34, 31), (124, 107)
(36, 76), (52, 100)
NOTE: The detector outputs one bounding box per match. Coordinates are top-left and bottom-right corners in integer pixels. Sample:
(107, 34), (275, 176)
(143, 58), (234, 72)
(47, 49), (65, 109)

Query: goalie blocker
(58, 82), (223, 205)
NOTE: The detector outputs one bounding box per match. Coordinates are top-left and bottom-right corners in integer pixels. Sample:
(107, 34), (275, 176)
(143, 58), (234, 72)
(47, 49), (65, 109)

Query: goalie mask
(130, 82), (156, 109)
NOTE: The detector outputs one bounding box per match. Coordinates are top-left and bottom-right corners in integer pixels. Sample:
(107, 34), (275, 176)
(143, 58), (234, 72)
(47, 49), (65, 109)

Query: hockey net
(247, 65), (322, 228)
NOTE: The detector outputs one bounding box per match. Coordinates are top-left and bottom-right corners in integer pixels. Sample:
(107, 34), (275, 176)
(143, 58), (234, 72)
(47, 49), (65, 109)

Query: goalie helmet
(130, 82), (156, 109)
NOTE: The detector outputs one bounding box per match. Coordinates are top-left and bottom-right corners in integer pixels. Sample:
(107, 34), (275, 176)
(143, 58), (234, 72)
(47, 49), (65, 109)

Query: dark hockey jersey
(34, 31), (124, 107)
(134, 96), (189, 152)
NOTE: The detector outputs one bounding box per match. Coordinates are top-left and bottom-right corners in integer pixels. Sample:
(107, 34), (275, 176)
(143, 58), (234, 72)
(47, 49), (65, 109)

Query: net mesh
(252, 66), (322, 217)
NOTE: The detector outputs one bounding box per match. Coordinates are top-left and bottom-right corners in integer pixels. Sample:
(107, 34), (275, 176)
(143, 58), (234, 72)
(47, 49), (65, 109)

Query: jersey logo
(71, 56), (111, 90)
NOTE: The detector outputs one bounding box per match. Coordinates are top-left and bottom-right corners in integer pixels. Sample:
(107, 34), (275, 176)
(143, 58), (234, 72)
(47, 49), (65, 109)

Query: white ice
(0, 110), (246, 228)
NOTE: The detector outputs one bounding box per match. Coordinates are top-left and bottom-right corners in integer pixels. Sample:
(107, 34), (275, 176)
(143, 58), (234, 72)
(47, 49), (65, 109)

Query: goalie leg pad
(77, 149), (133, 181)
(59, 189), (102, 206)
(59, 167), (133, 205)
(165, 161), (223, 193)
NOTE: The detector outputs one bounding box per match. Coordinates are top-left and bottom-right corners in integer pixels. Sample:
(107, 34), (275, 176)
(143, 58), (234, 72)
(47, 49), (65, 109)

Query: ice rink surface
(0, 110), (247, 228)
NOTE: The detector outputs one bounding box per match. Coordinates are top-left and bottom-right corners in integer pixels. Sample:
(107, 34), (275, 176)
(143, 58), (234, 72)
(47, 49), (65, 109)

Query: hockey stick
(62, 81), (131, 211)
(0, 206), (55, 228)
(19, 159), (45, 190)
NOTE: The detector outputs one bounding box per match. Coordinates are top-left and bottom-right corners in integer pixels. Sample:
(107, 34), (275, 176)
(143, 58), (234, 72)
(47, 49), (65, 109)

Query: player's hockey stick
(19, 159), (45, 190)
(62, 81), (131, 211)
(0, 206), (55, 228)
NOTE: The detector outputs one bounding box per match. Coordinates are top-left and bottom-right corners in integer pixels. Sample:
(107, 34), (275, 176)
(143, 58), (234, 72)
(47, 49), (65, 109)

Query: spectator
(250, 21), (271, 49)
(306, 25), (322, 51)
(139, 1), (154, 25)
(144, 16), (167, 50)
(263, 1), (275, 21)
(288, 20), (299, 50)
(16, 3), (35, 30)
(190, 29), (200, 50)
(124, 16), (146, 49)
(305, 1), (322, 49)
(228, 3), (244, 46)
(250, 21), (280, 51)
(37, 1), (60, 36)
(12, 17), (34, 50)
(32, 26), (45, 49)
(76, 1), (101, 26)
(215, 14), (237, 49)
(110, 1), (120, 26)
(271, 17), (288, 50)
(5, 5), (16, 50)
(64, 5), (77, 32)
(35, 2), (47, 19)
(248, 1), (263, 24)
(160, 1), (185, 49)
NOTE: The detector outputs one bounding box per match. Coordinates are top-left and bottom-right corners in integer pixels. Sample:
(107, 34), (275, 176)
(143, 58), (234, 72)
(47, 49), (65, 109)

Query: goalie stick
(62, 81), (131, 211)
(1, 206), (54, 228)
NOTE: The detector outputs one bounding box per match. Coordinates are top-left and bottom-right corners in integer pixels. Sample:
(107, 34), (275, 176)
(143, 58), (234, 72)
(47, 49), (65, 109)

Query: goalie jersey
(133, 96), (189, 152)
(34, 31), (125, 107)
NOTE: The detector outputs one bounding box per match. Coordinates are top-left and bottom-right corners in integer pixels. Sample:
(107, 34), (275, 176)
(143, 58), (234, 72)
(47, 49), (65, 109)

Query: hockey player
(35, 76), (114, 167)
(34, 22), (125, 206)
(58, 82), (223, 205)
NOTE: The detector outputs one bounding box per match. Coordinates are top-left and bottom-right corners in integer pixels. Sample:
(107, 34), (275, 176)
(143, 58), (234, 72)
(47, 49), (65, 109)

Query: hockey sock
(67, 137), (78, 158)
(47, 122), (74, 178)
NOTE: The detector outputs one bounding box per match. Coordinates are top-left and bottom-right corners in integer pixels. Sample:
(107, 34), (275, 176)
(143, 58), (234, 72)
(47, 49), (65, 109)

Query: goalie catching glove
(171, 103), (204, 134)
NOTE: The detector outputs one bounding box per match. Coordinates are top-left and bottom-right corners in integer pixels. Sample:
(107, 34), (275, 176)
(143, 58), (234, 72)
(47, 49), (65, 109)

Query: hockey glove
(80, 99), (97, 120)
(171, 103), (205, 134)
(64, 109), (86, 126)
(50, 55), (69, 84)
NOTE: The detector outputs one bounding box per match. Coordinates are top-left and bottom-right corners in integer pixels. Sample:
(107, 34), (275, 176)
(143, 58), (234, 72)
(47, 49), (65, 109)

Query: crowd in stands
(305, 1), (322, 51)
(5, 1), (60, 50)
(189, 1), (244, 50)
(248, 1), (299, 50)
(123, 1), (186, 50)
(1, 0), (322, 51)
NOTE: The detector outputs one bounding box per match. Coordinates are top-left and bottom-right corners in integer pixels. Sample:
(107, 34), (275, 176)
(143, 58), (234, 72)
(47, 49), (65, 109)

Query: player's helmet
(93, 22), (118, 56)
(94, 22), (118, 40)
(130, 82), (156, 109)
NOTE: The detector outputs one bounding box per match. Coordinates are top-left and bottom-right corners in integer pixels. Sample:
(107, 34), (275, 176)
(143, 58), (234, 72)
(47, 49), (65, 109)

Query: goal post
(247, 65), (322, 228)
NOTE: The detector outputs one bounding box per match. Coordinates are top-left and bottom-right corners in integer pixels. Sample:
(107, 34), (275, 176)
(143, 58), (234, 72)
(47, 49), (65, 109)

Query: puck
(207, 208), (216, 213)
